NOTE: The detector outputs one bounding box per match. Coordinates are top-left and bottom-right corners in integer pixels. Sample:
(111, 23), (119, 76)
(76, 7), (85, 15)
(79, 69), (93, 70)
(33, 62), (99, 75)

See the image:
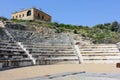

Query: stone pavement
(22, 72), (120, 80)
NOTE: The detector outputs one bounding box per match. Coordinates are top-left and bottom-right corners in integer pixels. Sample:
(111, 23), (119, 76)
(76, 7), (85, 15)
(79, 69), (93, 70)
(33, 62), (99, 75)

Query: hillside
(0, 20), (93, 45)
(4, 19), (120, 44)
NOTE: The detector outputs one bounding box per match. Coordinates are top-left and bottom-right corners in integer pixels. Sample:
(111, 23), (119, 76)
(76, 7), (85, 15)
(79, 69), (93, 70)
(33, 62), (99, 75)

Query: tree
(104, 23), (111, 26)
(74, 30), (78, 34)
(93, 24), (104, 29)
(111, 21), (119, 32)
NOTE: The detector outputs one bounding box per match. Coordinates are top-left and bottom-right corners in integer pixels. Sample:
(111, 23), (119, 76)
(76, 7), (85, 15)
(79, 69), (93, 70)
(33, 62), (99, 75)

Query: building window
(19, 14), (21, 18)
(27, 10), (31, 16)
(12, 16), (14, 19)
(38, 14), (40, 18)
(23, 14), (24, 17)
(42, 16), (44, 20)
(16, 16), (17, 18)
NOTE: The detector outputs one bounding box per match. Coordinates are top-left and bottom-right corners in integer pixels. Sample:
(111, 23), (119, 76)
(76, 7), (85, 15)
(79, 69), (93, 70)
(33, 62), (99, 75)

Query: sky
(0, 0), (120, 27)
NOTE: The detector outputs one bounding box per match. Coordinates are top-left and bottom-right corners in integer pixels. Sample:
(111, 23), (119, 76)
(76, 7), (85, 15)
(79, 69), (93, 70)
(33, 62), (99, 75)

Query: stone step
(36, 60), (79, 64)
(50, 61), (79, 64)
(80, 46), (117, 49)
(0, 40), (15, 43)
(0, 43), (19, 46)
(32, 55), (76, 58)
(30, 50), (75, 53)
(23, 43), (72, 46)
(30, 51), (75, 54)
(83, 56), (120, 59)
(28, 49), (74, 52)
(31, 53), (76, 56)
(26, 47), (73, 49)
(33, 56), (77, 58)
(82, 44), (116, 46)
(80, 48), (118, 50)
(0, 53), (26, 56)
(81, 52), (120, 54)
(80, 50), (119, 52)
(83, 60), (120, 63)
(0, 41), (16, 44)
(26, 47), (74, 50)
(82, 53), (120, 56)
(0, 48), (24, 52)
(0, 46), (22, 49)
(80, 45), (117, 48)
(24, 45), (73, 48)
(45, 57), (78, 60)
(81, 51), (120, 53)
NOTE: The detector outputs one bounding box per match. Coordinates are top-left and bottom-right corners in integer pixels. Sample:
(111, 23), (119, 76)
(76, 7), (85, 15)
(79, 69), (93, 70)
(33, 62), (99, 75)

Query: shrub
(74, 30), (78, 34)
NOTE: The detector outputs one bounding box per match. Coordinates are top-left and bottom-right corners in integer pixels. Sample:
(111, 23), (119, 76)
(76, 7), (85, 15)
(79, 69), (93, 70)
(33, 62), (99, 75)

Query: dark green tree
(111, 21), (119, 32)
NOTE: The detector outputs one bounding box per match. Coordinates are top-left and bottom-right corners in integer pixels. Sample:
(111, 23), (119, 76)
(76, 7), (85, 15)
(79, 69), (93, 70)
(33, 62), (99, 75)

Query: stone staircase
(22, 42), (79, 65)
(1, 21), (36, 65)
(0, 40), (32, 68)
(79, 44), (120, 64)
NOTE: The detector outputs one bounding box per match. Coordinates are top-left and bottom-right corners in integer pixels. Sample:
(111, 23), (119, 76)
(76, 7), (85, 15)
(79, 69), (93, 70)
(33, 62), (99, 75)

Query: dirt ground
(0, 64), (120, 80)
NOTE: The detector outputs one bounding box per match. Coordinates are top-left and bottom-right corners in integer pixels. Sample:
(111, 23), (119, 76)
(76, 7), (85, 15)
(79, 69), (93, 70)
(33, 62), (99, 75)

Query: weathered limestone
(79, 44), (120, 64)
(17, 42), (36, 65)
(23, 42), (79, 65)
(73, 45), (83, 63)
(0, 40), (33, 68)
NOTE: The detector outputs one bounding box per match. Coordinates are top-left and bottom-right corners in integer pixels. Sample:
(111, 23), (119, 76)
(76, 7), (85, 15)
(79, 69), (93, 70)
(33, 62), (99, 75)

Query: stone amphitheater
(0, 21), (120, 70)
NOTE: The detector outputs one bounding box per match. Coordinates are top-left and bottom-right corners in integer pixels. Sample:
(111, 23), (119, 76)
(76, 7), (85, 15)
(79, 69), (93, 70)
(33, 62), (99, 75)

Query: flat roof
(12, 7), (51, 17)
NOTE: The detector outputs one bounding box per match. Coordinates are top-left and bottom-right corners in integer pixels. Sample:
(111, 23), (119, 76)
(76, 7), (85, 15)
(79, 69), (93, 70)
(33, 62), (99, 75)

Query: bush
(74, 30), (78, 34)
(11, 19), (26, 23)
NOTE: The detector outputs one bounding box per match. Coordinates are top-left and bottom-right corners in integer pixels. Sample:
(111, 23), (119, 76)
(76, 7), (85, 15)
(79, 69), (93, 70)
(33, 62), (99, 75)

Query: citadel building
(12, 8), (51, 22)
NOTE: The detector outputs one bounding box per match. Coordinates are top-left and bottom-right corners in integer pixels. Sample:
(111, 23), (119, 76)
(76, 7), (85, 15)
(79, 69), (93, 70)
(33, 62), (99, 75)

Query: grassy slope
(11, 19), (120, 44)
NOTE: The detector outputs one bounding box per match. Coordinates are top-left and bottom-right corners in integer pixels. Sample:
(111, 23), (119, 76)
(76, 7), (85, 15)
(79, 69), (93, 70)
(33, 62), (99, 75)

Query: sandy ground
(0, 64), (120, 80)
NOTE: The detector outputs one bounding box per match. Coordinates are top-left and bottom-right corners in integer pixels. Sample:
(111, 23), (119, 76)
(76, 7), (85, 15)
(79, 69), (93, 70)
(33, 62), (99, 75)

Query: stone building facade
(0, 21), (4, 27)
(12, 8), (51, 22)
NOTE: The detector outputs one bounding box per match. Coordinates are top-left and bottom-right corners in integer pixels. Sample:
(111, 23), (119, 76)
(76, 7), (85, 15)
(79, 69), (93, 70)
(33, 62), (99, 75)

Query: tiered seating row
(23, 43), (79, 65)
(0, 40), (32, 68)
(79, 44), (120, 64)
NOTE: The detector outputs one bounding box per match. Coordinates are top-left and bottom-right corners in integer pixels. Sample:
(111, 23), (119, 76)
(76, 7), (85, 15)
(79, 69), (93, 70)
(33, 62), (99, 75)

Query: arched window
(42, 16), (44, 20)
(38, 14), (40, 18)
(38, 14), (40, 17)
(19, 14), (21, 18)
(23, 14), (24, 17)
(27, 10), (31, 16)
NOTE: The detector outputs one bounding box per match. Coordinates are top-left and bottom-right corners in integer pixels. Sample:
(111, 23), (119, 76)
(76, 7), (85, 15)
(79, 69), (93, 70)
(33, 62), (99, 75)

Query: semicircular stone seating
(79, 44), (120, 64)
(0, 23), (120, 69)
